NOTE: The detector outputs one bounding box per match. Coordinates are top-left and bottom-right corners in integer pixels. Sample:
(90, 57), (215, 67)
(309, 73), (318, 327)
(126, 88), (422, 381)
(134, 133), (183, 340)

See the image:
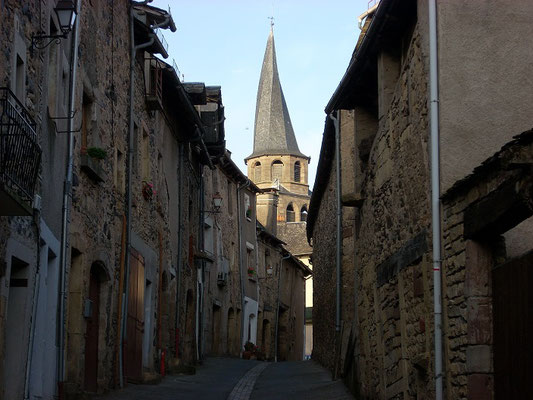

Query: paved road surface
(96, 357), (354, 400)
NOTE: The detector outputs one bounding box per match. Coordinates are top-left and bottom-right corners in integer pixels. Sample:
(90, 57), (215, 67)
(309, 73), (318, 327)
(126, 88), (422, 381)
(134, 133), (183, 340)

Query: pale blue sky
(150, 0), (368, 187)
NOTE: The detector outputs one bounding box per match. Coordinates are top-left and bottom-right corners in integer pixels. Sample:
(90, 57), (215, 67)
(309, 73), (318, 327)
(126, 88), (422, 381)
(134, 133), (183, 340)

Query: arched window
(294, 161), (301, 182)
(300, 205), (308, 222)
(254, 161), (262, 182)
(286, 203), (295, 222)
(271, 160), (283, 181)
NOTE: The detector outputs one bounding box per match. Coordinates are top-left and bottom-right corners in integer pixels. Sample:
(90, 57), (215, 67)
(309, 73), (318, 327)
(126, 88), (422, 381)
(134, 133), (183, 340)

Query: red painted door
(493, 251), (533, 399)
(124, 249), (145, 382)
(84, 267), (100, 392)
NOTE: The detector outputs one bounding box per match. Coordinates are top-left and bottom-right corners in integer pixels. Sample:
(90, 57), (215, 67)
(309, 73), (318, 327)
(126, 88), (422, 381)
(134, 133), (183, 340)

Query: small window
(244, 193), (252, 220)
(254, 162), (262, 182)
(294, 161), (301, 182)
(300, 205), (308, 222)
(286, 203), (295, 222)
(272, 160), (283, 181)
(81, 94), (93, 151)
(141, 126), (150, 180)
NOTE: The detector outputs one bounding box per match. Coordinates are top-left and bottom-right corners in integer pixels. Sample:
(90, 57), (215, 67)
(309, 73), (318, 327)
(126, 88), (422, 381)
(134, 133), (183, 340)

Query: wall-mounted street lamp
(31, 0), (77, 51)
(202, 192), (223, 215)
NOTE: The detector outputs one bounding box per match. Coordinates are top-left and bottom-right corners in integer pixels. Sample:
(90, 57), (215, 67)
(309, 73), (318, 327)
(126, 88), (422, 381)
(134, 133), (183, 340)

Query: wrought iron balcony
(0, 87), (41, 215)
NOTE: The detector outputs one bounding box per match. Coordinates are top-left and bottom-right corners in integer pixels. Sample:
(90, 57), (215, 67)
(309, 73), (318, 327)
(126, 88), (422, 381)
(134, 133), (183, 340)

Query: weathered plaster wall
(438, 1), (533, 192)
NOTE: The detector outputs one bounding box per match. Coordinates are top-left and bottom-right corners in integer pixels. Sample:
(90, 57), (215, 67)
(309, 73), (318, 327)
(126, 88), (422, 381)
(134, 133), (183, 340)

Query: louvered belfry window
(272, 160), (283, 181)
(254, 162), (262, 182)
(294, 161), (301, 182)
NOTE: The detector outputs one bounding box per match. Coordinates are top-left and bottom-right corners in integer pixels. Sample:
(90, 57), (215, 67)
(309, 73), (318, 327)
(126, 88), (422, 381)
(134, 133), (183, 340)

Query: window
(254, 162), (262, 182)
(15, 55), (25, 102)
(244, 193), (252, 220)
(141, 126), (150, 180)
(271, 160), (283, 181)
(286, 203), (295, 222)
(81, 93), (93, 151)
(300, 205), (308, 222)
(294, 161), (301, 182)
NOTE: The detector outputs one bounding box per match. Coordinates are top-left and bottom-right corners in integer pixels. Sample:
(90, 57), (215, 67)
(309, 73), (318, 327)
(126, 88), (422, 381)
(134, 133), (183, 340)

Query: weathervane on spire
(268, 16), (275, 30)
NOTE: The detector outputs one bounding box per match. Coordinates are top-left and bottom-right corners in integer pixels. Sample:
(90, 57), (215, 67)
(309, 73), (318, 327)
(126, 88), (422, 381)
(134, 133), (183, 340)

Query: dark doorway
(493, 250), (533, 399)
(212, 304), (221, 355)
(124, 249), (145, 382)
(84, 263), (102, 392)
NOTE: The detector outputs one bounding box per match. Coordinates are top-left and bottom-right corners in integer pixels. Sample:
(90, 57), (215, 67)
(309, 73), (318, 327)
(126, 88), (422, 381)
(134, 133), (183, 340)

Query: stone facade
(256, 225), (310, 361)
(0, 1), (219, 398)
(309, 0), (533, 399)
(440, 131), (533, 399)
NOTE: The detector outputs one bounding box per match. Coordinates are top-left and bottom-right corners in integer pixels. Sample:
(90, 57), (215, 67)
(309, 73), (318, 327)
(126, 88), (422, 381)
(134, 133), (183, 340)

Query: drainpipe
(57, 0), (81, 394)
(197, 171), (205, 361)
(429, 1), (443, 399)
(174, 143), (184, 358)
(119, 3), (155, 387)
(274, 253), (291, 362)
(237, 179), (250, 354)
(330, 110), (342, 333)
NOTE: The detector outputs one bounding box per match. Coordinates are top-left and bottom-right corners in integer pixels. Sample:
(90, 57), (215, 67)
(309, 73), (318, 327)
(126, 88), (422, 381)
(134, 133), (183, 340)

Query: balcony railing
(0, 87), (41, 210)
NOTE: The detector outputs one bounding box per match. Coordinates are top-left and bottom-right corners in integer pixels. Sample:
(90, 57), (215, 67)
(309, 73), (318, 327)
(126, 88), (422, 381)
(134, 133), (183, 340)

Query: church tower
(245, 26), (311, 257)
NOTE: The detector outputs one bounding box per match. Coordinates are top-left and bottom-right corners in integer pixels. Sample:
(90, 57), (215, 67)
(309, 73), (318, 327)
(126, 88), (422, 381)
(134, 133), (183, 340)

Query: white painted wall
(242, 296), (259, 349)
(29, 221), (60, 400)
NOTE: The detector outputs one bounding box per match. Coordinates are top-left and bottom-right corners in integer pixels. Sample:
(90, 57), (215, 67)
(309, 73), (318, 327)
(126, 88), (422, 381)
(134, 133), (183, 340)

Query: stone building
(256, 223), (311, 361)
(246, 25), (314, 358)
(200, 150), (261, 358)
(0, 1), (75, 398)
(0, 0), (222, 398)
(308, 0), (533, 398)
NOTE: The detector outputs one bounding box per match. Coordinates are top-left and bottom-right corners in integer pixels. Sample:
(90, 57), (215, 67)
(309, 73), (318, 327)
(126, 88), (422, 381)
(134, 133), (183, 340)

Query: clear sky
(150, 0), (368, 188)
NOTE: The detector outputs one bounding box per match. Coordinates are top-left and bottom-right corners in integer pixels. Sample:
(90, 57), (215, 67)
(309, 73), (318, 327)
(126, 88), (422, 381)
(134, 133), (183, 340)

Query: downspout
(274, 253), (291, 362)
(175, 143), (184, 358)
(330, 110), (342, 333)
(196, 171), (205, 361)
(57, 0), (81, 394)
(120, 3), (155, 387)
(237, 179), (250, 354)
(429, 1), (443, 399)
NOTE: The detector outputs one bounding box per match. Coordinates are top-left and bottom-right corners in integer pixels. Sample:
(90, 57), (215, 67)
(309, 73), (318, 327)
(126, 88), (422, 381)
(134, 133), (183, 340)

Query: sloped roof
(246, 28), (307, 161)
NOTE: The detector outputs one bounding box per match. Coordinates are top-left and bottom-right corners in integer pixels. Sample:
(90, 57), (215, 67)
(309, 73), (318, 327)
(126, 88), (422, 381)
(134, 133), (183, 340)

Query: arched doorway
(212, 304), (221, 354)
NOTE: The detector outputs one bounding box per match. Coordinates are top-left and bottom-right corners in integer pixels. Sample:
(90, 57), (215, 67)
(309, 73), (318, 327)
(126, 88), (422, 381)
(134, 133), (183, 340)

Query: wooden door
(84, 267), (100, 392)
(124, 249), (145, 382)
(493, 251), (533, 399)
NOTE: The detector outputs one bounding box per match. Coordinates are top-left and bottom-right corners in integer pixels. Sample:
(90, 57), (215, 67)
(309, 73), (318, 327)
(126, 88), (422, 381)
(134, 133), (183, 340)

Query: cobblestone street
(95, 358), (354, 400)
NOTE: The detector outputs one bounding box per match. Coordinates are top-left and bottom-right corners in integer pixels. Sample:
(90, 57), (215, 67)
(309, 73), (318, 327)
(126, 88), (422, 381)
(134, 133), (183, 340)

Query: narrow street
(95, 358), (354, 400)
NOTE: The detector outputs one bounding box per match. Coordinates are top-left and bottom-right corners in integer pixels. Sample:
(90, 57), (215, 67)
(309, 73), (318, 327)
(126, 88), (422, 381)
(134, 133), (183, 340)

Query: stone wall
(441, 132), (533, 399)
(311, 164), (337, 371)
(312, 19), (436, 399)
